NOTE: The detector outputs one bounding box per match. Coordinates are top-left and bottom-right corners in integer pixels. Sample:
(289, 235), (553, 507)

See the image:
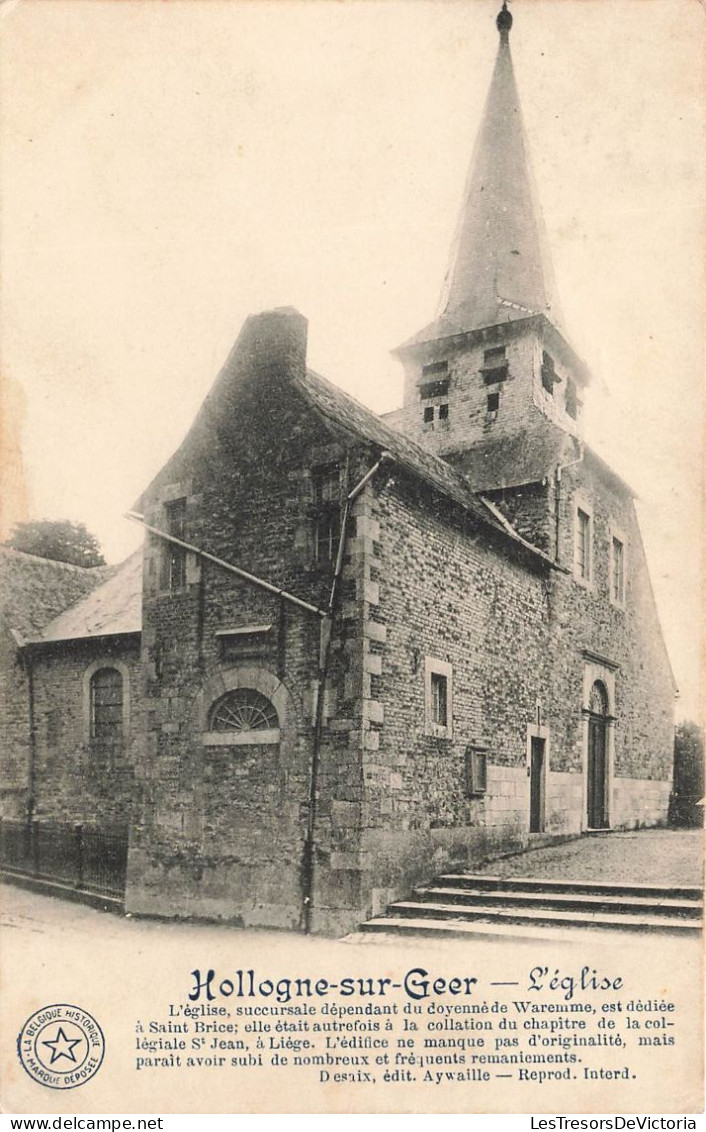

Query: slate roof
(0, 546), (114, 641)
(36, 551), (142, 644)
(448, 420), (574, 492)
(415, 15), (560, 346)
(297, 368), (554, 565)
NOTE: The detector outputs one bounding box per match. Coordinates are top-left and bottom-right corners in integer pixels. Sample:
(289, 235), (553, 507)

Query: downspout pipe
(9, 630), (37, 823)
(16, 642), (37, 824)
(553, 442), (584, 565)
(301, 451), (393, 934)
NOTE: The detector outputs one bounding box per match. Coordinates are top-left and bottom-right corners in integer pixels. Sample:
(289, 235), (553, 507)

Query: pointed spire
(435, 2), (560, 337)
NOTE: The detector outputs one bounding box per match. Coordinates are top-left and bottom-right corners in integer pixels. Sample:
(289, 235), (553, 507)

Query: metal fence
(0, 819), (128, 899)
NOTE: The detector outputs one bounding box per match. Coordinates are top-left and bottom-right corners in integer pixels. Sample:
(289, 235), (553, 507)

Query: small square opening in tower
(566, 378), (579, 420)
(420, 378), (450, 399)
(423, 405), (434, 423)
(482, 364), (508, 385)
(483, 345), (506, 363)
(422, 360), (448, 377)
(541, 351), (557, 394)
(486, 392), (500, 413)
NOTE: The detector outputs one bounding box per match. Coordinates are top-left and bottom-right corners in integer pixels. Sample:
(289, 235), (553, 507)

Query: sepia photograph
(0, 0), (703, 1118)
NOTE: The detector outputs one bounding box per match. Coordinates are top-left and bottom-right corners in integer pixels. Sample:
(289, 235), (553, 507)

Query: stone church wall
(357, 473), (550, 908)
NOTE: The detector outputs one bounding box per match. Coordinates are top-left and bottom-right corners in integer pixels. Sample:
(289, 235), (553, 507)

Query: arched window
(209, 689), (278, 733)
(589, 680), (609, 717)
(90, 667), (124, 745)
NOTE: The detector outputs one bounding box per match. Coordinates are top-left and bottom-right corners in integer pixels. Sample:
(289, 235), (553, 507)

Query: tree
(5, 519), (106, 568)
(669, 721), (704, 828)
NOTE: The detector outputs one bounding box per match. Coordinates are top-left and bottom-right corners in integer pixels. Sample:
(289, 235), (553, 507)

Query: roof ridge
(303, 367), (471, 492)
(298, 367), (554, 568)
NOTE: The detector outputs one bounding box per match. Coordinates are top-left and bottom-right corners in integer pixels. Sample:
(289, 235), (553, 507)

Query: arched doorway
(587, 680), (609, 829)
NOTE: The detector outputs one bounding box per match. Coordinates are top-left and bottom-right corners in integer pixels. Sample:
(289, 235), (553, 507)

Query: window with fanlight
(204, 688), (280, 746)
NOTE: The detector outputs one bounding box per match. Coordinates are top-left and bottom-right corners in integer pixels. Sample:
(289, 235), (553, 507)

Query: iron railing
(0, 819), (128, 898)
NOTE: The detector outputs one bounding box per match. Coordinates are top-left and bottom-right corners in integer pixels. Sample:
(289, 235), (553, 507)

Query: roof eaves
(393, 313), (540, 355)
(479, 494), (567, 572)
(295, 369), (554, 570)
(23, 628), (141, 648)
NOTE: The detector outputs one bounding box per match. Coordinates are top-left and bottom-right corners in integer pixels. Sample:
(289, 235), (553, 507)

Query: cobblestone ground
(477, 828), (703, 886)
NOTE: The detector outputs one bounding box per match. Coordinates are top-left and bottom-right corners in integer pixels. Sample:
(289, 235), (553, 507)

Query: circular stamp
(17, 1004), (105, 1090)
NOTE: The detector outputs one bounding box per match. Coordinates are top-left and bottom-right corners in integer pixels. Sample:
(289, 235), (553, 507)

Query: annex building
(0, 5), (676, 934)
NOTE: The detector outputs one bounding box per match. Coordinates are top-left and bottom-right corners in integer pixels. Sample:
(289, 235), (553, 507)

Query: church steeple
(437, 0), (559, 336)
(393, 3), (589, 455)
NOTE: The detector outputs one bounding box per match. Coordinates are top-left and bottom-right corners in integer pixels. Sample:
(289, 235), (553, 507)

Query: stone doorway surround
(581, 653), (617, 831)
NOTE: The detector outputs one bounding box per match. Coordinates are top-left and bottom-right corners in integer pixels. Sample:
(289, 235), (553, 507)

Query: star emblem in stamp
(17, 1005), (105, 1090)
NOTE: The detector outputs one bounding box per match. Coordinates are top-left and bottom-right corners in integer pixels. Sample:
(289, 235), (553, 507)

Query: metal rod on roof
(124, 512), (328, 619)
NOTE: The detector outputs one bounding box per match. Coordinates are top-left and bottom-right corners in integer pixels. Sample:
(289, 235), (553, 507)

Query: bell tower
(393, 3), (589, 458)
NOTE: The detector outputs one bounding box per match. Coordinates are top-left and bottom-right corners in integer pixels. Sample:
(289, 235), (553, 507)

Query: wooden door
(587, 681), (609, 829)
(529, 737), (545, 833)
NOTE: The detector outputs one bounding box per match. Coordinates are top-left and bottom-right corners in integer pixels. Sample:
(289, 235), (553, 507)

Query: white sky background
(0, 0), (703, 720)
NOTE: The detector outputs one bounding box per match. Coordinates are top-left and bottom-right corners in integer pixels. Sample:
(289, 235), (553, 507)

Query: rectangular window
(311, 463), (341, 567)
(431, 672), (448, 727)
(576, 507), (592, 581)
(420, 378), (450, 399)
(482, 364), (508, 385)
(314, 511), (341, 565)
(424, 657), (453, 739)
(311, 463), (341, 505)
(466, 746), (488, 796)
(566, 378), (578, 419)
(487, 392), (500, 413)
(162, 497), (187, 590)
(438, 402), (449, 421)
(423, 405), (435, 423)
(541, 350), (557, 394)
(484, 345), (506, 363)
(611, 536), (625, 604)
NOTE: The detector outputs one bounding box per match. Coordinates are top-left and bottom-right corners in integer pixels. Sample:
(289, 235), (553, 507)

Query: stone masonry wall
(25, 638), (141, 825)
(541, 457), (675, 794)
(127, 309), (372, 934)
(398, 323), (539, 456)
(358, 473), (551, 908)
(0, 631), (32, 820)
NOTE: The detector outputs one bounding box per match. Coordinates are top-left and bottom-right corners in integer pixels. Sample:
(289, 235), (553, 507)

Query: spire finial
(497, 1), (512, 39)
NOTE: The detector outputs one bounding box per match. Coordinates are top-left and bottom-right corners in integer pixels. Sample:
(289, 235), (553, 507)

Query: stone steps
(436, 874), (702, 901)
(411, 885), (701, 918)
(360, 873), (703, 939)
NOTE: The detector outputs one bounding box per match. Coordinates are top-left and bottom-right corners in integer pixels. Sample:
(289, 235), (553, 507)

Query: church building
(0, 4), (676, 934)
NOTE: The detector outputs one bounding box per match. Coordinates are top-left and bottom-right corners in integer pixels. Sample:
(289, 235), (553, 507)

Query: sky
(0, 0), (703, 719)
